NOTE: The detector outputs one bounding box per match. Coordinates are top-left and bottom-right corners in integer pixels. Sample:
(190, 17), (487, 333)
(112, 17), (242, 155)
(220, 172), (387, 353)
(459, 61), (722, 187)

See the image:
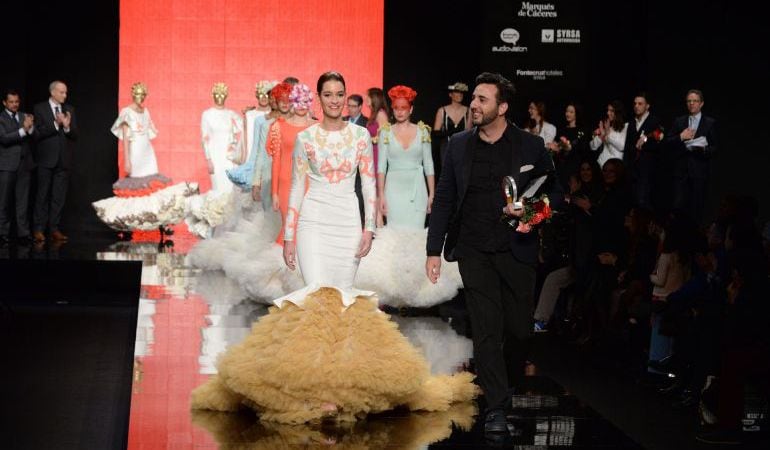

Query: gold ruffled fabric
(191, 287), (478, 423)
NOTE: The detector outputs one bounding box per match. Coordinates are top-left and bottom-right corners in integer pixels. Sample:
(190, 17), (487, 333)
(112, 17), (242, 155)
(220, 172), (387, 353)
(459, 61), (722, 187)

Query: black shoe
(484, 409), (509, 434)
(695, 428), (742, 445)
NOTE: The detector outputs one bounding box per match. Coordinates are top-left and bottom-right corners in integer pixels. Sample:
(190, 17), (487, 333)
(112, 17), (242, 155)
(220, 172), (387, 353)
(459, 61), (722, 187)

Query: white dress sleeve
(284, 135), (309, 242)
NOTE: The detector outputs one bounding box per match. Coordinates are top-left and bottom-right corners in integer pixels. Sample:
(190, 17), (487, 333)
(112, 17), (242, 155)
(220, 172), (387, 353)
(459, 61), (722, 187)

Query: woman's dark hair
(525, 101), (546, 131)
(578, 157), (601, 184)
(475, 72), (516, 105)
(608, 100), (625, 132)
(601, 158), (626, 186)
(565, 101), (583, 128)
(316, 71), (346, 93)
(366, 87), (389, 125)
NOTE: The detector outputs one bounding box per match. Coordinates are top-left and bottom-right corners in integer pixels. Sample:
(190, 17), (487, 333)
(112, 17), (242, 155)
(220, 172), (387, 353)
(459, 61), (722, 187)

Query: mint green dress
(377, 123), (434, 229)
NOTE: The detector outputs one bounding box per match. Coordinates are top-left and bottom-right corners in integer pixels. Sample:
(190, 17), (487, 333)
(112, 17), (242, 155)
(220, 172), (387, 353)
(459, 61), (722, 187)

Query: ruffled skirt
(190, 287), (478, 423)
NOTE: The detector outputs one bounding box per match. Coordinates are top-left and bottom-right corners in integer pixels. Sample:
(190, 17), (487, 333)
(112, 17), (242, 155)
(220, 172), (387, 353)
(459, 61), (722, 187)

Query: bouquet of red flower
(644, 126), (665, 143)
(515, 194), (553, 233)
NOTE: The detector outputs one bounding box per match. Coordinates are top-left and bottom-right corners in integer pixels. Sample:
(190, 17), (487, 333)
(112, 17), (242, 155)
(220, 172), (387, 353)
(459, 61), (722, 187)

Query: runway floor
(3, 225), (757, 449)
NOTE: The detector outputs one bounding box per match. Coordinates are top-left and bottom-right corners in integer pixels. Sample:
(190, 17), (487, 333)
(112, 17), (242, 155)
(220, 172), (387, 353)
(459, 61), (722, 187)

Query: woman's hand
(206, 159), (215, 174)
(272, 194), (280, 211)
(283, 240), (297, 270)
(124, 161), (132, 176)
(356, 230), (374, 258)
(427, 194), (434, 213)
(379, 197), (388, 216)
(251, 184), (261, 201)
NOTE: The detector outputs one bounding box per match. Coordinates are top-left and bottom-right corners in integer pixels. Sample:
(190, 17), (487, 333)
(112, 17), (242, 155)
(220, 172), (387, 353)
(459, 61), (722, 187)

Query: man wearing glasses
(344, 94), (368, 127)
(666, 89), (718, 224)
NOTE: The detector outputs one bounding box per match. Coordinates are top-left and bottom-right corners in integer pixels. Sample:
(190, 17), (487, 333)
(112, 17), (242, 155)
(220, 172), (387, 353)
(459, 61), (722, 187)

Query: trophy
(502, 176), (523, 228)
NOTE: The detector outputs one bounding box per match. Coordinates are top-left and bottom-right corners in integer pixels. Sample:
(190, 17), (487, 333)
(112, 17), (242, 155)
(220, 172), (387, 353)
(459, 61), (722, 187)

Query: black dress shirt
(456, 130), (513, 254)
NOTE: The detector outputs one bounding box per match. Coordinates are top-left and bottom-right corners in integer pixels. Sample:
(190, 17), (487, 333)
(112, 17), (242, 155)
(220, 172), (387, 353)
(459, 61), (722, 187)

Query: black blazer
(32, 101), (78, 169)
(427, 123), (563, 265)
(623, 114), (662, 172)
(665, 114), (717, 179)
(344, 114), (368, 127)
(0, 111), (35, 171)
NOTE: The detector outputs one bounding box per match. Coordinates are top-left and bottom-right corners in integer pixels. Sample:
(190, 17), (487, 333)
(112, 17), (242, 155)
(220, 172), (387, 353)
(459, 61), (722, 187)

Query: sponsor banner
(517, 2), (558, 18)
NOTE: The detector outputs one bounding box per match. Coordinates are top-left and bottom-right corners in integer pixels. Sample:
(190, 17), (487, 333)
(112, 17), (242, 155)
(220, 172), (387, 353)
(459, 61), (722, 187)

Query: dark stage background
(4, 0), (768, 233)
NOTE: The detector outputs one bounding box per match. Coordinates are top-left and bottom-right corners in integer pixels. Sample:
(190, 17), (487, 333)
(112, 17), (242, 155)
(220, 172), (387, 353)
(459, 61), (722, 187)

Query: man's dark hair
(3, 89), (20, 101)
(475, 72), (515, 105)
(635, 91), (652, 105)
(348, 94), (363, 106)
(283, 76), (300, 86)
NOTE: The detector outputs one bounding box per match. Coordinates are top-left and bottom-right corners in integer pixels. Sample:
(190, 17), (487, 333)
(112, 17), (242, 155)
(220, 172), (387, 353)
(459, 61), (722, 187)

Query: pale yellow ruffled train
(190, 287), (479, 423)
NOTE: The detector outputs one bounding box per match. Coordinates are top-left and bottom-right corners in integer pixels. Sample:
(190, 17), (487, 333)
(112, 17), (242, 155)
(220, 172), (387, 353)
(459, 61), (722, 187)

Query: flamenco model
(92, 82), (198, 238)
(190, 72), (477, 423)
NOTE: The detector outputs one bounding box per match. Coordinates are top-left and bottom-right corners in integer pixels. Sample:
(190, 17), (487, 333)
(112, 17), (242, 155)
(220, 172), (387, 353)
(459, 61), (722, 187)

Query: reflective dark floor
(2, 226), (708, 449)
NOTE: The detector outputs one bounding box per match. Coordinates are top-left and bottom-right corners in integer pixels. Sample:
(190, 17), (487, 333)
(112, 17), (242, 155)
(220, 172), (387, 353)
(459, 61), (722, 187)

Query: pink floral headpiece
(290, 83), (313, 110)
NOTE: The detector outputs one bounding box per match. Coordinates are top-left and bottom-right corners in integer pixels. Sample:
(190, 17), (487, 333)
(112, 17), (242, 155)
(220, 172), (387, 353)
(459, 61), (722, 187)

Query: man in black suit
(0, 90), (35, 243)
(665, 89), (717, 224)
(343, 94), (368, 127)
(32, 80), (77, 242)
(426, 72), (562, 434)
(624, 92), (662, 209)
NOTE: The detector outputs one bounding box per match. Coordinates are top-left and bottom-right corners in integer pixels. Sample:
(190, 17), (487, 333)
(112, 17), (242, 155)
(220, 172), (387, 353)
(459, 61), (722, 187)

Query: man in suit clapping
(0, 90), (35, 243)
(32, 80), (77, 242)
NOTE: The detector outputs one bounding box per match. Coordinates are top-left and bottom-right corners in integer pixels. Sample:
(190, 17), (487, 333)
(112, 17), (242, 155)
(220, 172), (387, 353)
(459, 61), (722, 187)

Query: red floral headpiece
(270, 82), (293, 101)
(387, 85), (417, 104)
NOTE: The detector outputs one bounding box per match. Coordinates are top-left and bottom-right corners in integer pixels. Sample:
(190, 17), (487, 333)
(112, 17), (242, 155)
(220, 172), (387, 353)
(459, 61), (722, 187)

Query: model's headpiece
(448, 82), (469, 92)
(290, 83), (313, 110)
(255, 80), (277, 97)
(270, 82), (293, 101)
(387, 85), (418, 104)
(131, 82), (148, 96)
(211, 82), (228, 96)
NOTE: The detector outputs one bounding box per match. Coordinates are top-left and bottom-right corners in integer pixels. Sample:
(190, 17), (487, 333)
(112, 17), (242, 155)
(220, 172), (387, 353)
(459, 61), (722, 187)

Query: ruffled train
(92, 181), (199, 231)
(189, 219), (463, 308)
(357, 226), (463, 308)
(190, 287), (478, 423)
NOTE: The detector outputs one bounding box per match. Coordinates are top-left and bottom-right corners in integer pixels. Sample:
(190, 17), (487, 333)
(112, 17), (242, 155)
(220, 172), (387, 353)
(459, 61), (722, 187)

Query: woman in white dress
(525, 101), (557, 147)
(201, 82), (244, 195)
(191, 72), (477, 424)
(590, 100), (628, 167)
(92, 83), (198, 234)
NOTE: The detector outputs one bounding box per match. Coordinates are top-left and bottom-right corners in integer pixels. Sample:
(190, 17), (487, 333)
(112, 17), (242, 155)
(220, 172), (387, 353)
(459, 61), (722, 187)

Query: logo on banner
(518, 2), (557, 18)
(515, 69), (564, 81)
(541, 29), (554, 43)
(493, 28), (528, 53)
(556, 29), (581, 43)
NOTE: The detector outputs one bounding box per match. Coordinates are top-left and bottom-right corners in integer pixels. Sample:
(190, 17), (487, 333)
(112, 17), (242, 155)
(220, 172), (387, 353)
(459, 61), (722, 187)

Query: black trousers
(0, 167), (32, 237)
(457, 246), (535, 411)
(33, 164), (69, 233)
(673, 175), (707, 224)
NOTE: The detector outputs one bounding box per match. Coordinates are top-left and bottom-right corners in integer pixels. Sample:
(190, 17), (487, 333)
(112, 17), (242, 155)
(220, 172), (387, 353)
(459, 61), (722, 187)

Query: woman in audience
(590, 100), (628, 167)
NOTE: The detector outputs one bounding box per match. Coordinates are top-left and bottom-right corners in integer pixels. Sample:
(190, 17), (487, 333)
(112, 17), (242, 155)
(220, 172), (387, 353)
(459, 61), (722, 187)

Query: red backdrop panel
(119, 0), (384, 191)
